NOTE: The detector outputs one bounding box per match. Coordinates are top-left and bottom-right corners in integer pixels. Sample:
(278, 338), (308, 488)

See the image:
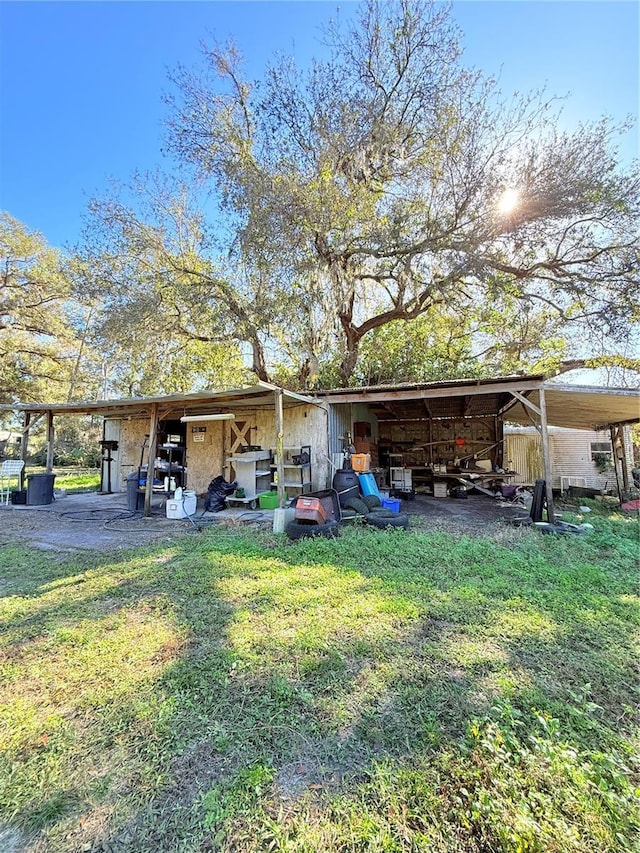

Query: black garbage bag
(204, 476), (238, 512)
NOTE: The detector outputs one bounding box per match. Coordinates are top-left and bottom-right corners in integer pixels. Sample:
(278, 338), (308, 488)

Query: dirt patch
(0, 826), (27, 853)
(0, 492), (199, 553)
(0, 490), (528, 553)
(402, 492), (529, 533)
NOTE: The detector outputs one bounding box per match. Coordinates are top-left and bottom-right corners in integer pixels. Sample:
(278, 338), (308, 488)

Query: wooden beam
(617, 425), (631, 492)
(20, 412), (31, 490)
(509, 389), (542, 417)
(144, 404), (159, 517)
(323, 378), (544, 405)
(539, 388), (555, 523)
(463, 395), (474, 416)
(609, 425), (625, 504)
(611, 424), (631, 494)
(275, 389), (285, 508)
(423, 400), (432, 418)
(45, 411), (55, 473)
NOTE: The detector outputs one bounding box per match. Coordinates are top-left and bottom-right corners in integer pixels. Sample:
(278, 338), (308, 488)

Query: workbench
(407, 467), (518, 495)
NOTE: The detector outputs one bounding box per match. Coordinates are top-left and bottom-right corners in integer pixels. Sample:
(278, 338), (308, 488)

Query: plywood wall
(185, 421), (225, 494)
(115, 401), (330, 496)
(113, 418), (149, 489)
(378, 417), (498, 467)
(228, 403), (329, 492)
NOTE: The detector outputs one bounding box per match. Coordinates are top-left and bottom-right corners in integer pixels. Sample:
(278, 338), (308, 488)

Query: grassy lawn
(24, 467), (101, 494)
(0, 506), (638, 851)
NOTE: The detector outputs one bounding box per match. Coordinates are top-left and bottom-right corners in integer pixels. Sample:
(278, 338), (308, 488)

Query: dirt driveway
(0, 488), (528, 553)
(0, 491), (215, 553)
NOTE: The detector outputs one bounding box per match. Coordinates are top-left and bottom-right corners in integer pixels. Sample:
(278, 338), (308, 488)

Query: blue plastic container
(358, 472), (381, 498)
(381, 497), (401, 513)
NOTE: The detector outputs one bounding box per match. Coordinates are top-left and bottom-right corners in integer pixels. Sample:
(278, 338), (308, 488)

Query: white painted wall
(504, 426), (633, 490)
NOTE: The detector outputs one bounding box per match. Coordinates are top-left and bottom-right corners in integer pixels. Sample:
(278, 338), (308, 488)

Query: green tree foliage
(0, 213), (80, 403)
(76, 174), (267, 394)
(165, 0), (639, 386)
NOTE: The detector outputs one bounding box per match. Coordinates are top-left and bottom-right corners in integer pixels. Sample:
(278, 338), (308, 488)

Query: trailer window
(590, 441), (613, 469)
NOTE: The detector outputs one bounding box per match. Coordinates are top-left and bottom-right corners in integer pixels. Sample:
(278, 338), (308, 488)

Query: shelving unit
(139, 443), (186, 496)
(390, 467), (412, 491)
(226, 449), (272, 509)
(271, 445), (312, 497)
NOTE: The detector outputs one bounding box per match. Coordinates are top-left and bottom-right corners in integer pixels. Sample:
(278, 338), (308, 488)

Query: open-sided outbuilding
(1, 382), (327, 515)
(2, 374), (638, 520)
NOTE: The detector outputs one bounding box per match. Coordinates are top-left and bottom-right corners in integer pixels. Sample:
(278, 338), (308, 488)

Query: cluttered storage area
(107, 390), (329, 507)
(323, 381), (526, 500)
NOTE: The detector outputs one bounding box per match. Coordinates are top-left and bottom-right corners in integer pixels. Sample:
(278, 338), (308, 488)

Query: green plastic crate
(258, 491), (279, 509)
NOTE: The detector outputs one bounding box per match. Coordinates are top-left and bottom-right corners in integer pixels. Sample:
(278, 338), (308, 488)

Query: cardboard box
(433, 482), (448, 498)
(351, 453), (371, 472)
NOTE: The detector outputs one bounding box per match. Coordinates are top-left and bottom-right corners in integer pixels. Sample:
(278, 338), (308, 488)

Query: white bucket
(166, 490), (197, 519)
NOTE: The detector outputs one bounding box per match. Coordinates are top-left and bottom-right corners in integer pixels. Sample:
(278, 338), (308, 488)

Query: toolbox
(294, 496), (328, 524)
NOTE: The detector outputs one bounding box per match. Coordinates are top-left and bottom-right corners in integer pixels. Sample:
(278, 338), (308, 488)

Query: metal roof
(0, 382), (316, 419)
(314, 375), (639, 430)
(505, 384), (640, 430)
(1, 376), (637, 430)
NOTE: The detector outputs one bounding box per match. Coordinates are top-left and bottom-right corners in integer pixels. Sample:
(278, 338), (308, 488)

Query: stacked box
(433, 482), (448, 498)
(351, 453), (371, 472)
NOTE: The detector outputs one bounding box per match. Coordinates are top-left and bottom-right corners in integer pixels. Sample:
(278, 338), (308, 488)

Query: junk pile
(511, 479), (591, 535)
(284, 451), (411, 540)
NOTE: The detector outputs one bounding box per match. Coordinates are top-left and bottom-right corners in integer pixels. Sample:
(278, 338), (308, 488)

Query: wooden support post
(609, 425), (625, 504)
(615, 424), (631, 493)
(45, 410), (55, 473)
(144, 404), (159, 518)
(221, 418), (227, 481)
(20, 412), (31, 490)
(275, 389), (285, 508)
(539, 388), (555, 523)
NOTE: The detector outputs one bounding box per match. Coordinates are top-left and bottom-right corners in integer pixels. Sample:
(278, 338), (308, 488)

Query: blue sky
(0, 1), (637, 249)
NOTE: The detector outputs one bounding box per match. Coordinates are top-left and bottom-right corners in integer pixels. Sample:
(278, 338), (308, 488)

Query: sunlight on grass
(1, 511), (639, 851)
(0, 551), (186, 839)
(492, 599), (559, 640)
(219, 558), (420, 667)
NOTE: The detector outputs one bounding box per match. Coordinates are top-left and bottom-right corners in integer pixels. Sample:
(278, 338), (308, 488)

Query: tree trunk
(339, 328), (360, 386)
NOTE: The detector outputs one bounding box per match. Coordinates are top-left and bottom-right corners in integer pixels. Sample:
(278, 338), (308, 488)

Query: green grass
(0, 506), (638, 851)
(24, 467), (101, 493)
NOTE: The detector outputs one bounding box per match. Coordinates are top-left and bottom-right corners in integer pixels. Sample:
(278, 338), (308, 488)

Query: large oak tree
(165, 0), (639, 386)
(0, 213), (89, 403)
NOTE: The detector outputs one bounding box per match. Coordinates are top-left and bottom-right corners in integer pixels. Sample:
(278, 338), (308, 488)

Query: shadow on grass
(1, 514), (638, 851)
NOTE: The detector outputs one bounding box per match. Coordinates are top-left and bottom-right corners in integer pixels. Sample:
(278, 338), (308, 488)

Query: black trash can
(126, 471), (144, 511)
(332, 468), (360, 507)
(27, 473), (56, 506)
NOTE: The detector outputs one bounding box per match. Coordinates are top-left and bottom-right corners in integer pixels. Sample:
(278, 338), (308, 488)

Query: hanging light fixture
(180, 413), (236, 422)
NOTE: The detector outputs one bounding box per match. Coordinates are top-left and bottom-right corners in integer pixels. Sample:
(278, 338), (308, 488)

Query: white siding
(505, 427), (630, 491)
(552, 430), (615, 491)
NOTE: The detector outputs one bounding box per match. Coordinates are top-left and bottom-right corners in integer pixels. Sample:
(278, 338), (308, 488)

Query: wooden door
(228, 420), (251, 478)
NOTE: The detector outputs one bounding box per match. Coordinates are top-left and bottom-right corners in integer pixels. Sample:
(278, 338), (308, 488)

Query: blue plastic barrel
(358, 472), (381, 498)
